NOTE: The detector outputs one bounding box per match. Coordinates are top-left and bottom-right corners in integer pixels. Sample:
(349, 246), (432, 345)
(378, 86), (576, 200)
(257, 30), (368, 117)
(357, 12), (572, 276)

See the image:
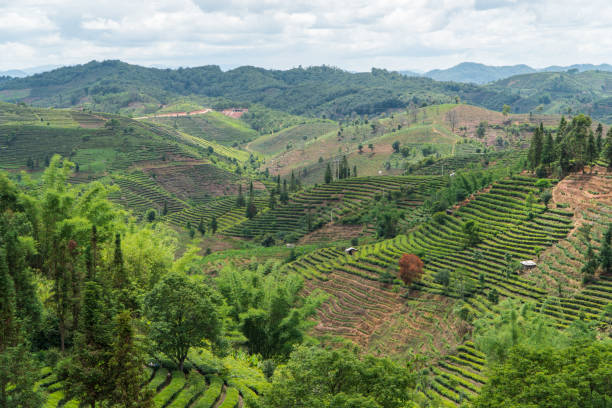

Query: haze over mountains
(403, 62), (612, 84)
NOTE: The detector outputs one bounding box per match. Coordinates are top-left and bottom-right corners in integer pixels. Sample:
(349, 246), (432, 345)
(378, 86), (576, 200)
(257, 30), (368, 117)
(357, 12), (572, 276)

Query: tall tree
(236, 184), (245, 207)
(528, 123), (544, 169)
(108, 311), (153, 408)
(145, 273), (223, 372)
(209, 217), (218, 234)
(595, 123), (603, 156)
(65, 280), (114, 408)
(541, 130), (554, 165)
(324, 163), (332, 184)
(586, 130), (596, 165)
(605, 127), (612, 167)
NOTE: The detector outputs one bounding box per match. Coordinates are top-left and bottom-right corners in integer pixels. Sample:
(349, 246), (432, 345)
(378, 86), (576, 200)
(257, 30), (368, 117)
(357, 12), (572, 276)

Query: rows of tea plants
(110, 171), (189, 217)
(35, 349), (267, 408)
(286, 175), (581, 406)
(224, 175), (445, 239)
(165, 194), (269, 231)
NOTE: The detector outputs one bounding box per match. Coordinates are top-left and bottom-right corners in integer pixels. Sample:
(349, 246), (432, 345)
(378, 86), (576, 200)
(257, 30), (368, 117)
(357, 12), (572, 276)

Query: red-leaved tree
(398, 254), (424, 285)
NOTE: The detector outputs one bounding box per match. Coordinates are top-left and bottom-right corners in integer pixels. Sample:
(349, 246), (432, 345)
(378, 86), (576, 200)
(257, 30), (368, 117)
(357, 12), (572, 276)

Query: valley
(0, 63), (610, 408)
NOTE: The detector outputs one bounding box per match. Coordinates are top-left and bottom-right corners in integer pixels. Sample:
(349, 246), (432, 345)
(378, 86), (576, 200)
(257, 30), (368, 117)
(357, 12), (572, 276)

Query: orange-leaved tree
(398, 254), (424, 285)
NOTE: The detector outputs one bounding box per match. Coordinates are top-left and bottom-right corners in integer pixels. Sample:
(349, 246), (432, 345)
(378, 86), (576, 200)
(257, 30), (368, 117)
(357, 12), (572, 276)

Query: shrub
(398, 254), (424, 285)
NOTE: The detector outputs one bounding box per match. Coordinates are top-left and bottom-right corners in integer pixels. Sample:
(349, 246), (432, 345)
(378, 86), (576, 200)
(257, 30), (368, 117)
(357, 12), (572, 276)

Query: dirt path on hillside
(552, 166), (612, 233)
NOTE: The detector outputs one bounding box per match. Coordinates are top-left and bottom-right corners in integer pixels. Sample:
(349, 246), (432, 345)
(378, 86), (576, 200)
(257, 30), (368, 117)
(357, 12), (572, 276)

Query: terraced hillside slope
(146, 110), (259, 147)
(285, 171), (612, 406)
(37, 348), (268, 408)
(225, 175), (445, 240)
(262, 104), (567, 184)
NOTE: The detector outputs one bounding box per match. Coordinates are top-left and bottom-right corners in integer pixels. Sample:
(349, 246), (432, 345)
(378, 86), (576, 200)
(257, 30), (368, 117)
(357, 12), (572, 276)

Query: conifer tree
(246, 196), (258, 219)
(595, 123), (603, 155)
(280, 180), (289, 204)
(605, 128), (612, 167)
(528, 123), (543, 168)
(586, 131), (596, 165)
(210, 217), (218, 234)
(236, 184), (245, 207)
(108, 311), (153, 408)
(290, 171), (296, 192)
(65, 280), (114, 408)
(353, 165), (357, 178)
(0, 248), (17, 352)
(197, 218), (206, 236)
(324, 163), (332, 184)
(541, 131), (554, 165)
(269, 192), (277, 210)
(113, 233), (126, 288)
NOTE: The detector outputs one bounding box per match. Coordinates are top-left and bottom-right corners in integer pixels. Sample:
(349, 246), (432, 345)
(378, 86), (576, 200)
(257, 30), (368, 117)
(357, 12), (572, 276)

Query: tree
(392, 141), (400, 153)
(0, 247), (42, 408)
(146, 209), (156, 222)
(246, 199), (258, 219)
(108, 311), (153, 408)
(197, 218), (206, 236)
(358, 144), (363, 153)
(595, 123), (603, 155)
(280, 180), (289, 204)
(269, 192), (277, 210)
(476, 121), (487, 139)
(353, 165), (357, 178)
(368, 143), (374, 152)
(502, 104), (511, 121)
(605, 127), (612, 167)
(540, 190), (553, 208)
(473, 342), (611, 408)
(434, 269), (451, 292)
(528, 123), (544, 168)
(263, 345), (416, 408)
(162, 201), (168, 216)
(113, 233), (126, 289)
(290, 171), (297, 192)
(64, 280), (114, 408)
(462, 220), (481, 247)
(217, 263), (321, 358)
(446, 109), (458, 132)
(324, 163), (332, 184)
(398, 254), (424, 286)
(236, 184), (245, 207)
(210, 217), (218, 234)
(597, 223), (612, 275)
(541, 131), (554, 166)
(586, 131), (596, 165)
(145, 272), (223, 372)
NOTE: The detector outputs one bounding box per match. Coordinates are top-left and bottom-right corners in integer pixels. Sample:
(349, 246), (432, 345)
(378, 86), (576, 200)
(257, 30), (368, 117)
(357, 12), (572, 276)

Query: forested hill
(2, 60), (612, 122)
(0, 60), (474, 118)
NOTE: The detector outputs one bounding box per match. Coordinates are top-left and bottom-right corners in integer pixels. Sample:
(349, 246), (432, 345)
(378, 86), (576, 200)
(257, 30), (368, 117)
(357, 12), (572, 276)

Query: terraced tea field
(36, 348), (268, 408)
(224, 175), (445, 239)
(284, 173), (612, 406)
(147, 110), (259, 147)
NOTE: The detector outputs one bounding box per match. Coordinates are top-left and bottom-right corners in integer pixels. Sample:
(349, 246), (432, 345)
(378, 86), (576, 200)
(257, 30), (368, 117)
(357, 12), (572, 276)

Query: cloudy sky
(1, 0), (611, 72)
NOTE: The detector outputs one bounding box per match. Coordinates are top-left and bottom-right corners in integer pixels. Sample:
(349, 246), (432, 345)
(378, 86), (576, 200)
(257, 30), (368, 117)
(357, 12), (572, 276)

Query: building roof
(520, 260), (537, 267)
(345, 247), (358, 253)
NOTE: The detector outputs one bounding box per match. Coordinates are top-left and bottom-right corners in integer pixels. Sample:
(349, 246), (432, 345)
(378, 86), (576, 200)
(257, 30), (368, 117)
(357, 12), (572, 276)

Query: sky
(1, 0), (611, 72)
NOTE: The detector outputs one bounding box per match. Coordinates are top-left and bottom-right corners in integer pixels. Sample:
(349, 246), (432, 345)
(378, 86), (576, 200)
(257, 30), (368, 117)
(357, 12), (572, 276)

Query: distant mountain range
(1, 60), (612, 122)
(401, 62), (612, 84)
(0, 65), (60, 78)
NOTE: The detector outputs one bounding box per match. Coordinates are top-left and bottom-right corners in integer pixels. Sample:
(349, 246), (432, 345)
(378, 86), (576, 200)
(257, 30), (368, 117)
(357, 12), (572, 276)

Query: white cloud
(0, 0), (611, 72)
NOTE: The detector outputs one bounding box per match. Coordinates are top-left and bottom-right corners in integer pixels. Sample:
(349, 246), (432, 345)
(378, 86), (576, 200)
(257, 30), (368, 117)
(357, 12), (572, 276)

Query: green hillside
(146, 111), (259, 147)
(0, 60), (473, 118)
